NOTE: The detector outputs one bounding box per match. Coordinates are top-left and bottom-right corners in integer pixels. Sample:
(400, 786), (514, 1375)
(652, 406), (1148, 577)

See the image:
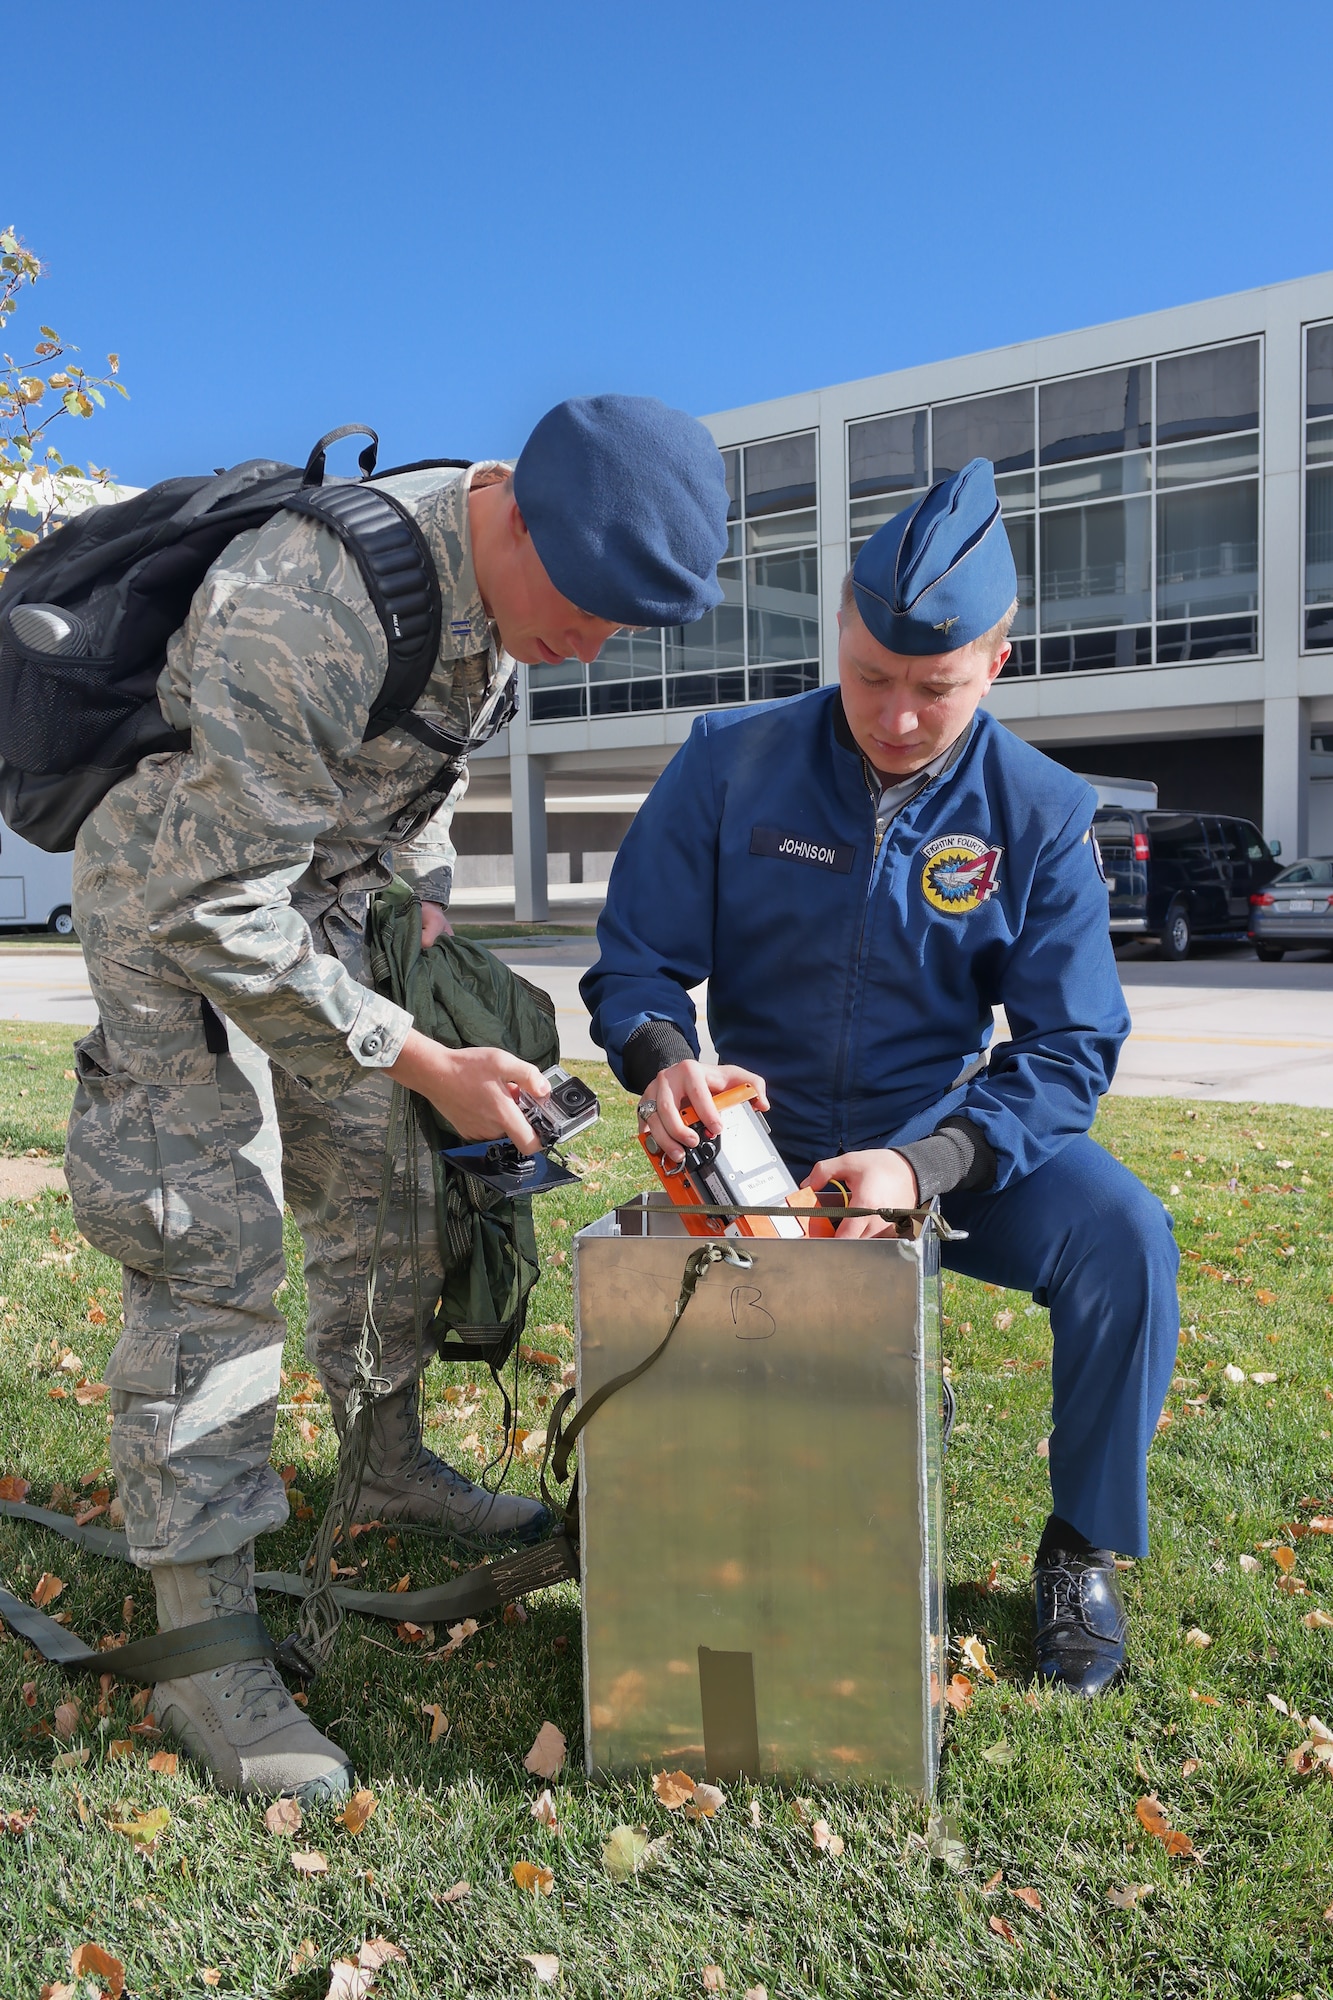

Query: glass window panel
(1155, 615), (1257, 663)
(849, 489), (923, 542)
(1306, 466), (1333, 607)
(1308, 325), (1333, 419)
(1156, 341), (1259, 444)
(722, 448), (741, 521)
(996, 470), (1035, 513)
(589, 630), (663, 679)
(999, 637), (1037, 678)
(744, 432), (816, 517)
(527, 659), (586, 687)
(747, 663), (819, 703)
(667, 561), (744, 674)
(1040, 451), (1150, 507)
(847, 410), (928, 498)
(746, 548), (820, 664)
(529, 685), (586, 721)
(1040, 365), (1151, 464)
(931, 388), (1034, 478)
(1306, 605), (1333, 650)
(1040, 628), (1152, 673)
(1039, 495), (1152, 630)
(745, 507), (817, 553)
(589, 679), (665, 717)
(1146, 813), (1210, 860)
(1306, 418), (1333, 467)
(666, 670), (746, 710)
(1156, 433), (1259, 486)
(1004, 516), (1035, 637)
(1156, 480), (1258, 621)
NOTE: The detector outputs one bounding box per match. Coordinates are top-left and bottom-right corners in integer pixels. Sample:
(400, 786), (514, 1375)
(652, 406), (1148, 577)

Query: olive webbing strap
(0, 1498), (576, 1679)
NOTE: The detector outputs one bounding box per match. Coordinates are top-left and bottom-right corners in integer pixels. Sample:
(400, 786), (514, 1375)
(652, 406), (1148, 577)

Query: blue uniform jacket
(581, 690), (1129, 1186)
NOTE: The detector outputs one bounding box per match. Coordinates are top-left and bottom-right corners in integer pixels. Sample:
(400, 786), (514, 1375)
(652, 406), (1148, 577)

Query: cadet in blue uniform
(582, 458), (1179, 1696)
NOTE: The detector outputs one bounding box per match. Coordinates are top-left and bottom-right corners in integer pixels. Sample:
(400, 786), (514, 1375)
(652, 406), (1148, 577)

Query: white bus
(0, 817), (73, 934)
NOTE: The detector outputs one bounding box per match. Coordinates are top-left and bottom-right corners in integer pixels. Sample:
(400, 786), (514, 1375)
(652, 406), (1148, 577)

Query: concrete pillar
(1262, 696), (1310, 860)
(511, 752), (549, 923)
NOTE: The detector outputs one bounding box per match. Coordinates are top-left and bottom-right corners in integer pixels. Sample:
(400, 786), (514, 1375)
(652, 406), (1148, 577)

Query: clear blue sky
(12, 0), (1333, 488)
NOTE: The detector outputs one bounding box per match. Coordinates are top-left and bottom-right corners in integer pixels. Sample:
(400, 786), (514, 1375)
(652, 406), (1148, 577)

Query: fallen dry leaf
(1274, 1546), (1297, 1574)
(702, 1970), (725, 1993)
(944, 1673), (973, 1714)
(1011, 1885), (1042, 1912)
(927, 1810), (972, 1871)
(441, 1616), (479, 1657)
(810, 1818), (844, 1857)
(521, 1954), (560, 1985)
(512, 1860), (555, 1896)
(289, 1939), (318, 1973)
(0, 1474), (29, 1502)
(686, 1782), (725, 1821)
(1267, 1693), (1290, 1715)
(743, 1988), (768, 2000)
(265, 1796), (303, 1837)
(436, 1880), (470, 1904)
(52, 1747), (89, 1770)
(748, 1798), (762, 1827)
(358, 1940), (407, 1974)
(531, 1787), (559, 1829)
(69, 1944), (125, 1999)
(74, 1381), (108, 1405)
(1107, 1882), (1154, 1909)
(982, 1736), (1016, 1766)
(1135, 1793), (1195, 1858)
(1184, 1627), (1212, 1649)
(422, 1702), (449, 1744)
(1224, 1363), (1246, 1384)
(959, 1634), (997, 1682)
(524, 1721), (567, 1780)
(982, 1869), (1003, 1893)
(107, 1739), (135, 1761)
(340, 1788), (377, 1836)
(653, 1768), (696, 1810)
(602, 1822), (668, 1880)
(291, 1848), (329, 1875)
(1239, 1554), (1261, 1574)
(109, 1805), (170, 1851)
(53, 1700), (80, 1742)
(1304, 1608), (1333, 1630)
(988, 1914), (1018, 1945)
(32, 1572), (64, 1608)
(201, 1973), (220, 1989)
(395, 1621), (429, 1645)
(146, 1751), (177, 1776)
(1, 1808), (36, 1836)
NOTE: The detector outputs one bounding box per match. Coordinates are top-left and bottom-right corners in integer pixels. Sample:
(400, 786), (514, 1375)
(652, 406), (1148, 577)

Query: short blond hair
(840, 567), (1017, 656)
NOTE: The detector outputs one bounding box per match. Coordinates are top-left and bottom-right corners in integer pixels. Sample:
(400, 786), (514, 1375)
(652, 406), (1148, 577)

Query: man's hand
(421, 901), (453, 950)
(387, 1028), (549, 1152)
(638, 1059), (769, 1164)
(803, 1148), (920, 1239)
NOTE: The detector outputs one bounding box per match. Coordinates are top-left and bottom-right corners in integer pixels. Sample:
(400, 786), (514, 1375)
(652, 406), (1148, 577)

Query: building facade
(471, 270), (1333, 917)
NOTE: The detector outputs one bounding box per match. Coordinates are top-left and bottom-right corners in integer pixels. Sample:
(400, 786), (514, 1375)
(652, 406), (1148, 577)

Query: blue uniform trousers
(939, 1135), (1179, 1558)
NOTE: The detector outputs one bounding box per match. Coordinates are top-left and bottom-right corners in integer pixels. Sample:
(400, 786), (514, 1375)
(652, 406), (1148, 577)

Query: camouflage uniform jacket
(121, 463), (513, 1097)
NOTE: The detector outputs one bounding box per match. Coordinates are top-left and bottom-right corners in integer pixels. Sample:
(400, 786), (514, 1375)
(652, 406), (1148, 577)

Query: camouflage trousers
(70, 832), (439, 1570)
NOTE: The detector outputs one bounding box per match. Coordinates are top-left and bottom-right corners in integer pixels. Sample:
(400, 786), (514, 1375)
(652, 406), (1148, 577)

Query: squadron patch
(920, 834), (1003, 915)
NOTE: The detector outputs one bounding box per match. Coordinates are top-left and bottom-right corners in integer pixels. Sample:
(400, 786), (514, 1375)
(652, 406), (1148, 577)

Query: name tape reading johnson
(750, 826), (856, 874)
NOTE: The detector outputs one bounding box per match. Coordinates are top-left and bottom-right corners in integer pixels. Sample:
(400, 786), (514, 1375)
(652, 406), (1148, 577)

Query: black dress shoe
(1033, 1547), (1127, 1696)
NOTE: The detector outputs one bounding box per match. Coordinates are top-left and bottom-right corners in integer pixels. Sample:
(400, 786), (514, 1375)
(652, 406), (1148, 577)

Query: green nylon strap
(0, 1501), (576, 1678)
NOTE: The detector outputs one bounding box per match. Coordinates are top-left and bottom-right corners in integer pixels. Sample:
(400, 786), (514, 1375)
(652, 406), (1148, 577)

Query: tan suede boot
(347, 1384), (551, 1542)
(152, 1546), (352, 1801)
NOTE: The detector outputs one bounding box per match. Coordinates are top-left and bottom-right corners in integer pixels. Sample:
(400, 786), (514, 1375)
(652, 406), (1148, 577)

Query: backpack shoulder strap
(280, 481), (443, 742)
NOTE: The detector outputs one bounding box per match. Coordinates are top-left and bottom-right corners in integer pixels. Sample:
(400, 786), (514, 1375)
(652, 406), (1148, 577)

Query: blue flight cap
(512, 395), (730, 626)
(851, 457), (1017, 655)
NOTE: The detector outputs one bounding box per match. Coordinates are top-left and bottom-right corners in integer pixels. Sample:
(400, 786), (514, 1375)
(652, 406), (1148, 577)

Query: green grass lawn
(0, 1023), (1330, 1997)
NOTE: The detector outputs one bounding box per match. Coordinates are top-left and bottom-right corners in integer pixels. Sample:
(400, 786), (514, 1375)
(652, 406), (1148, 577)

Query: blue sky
(11, 0), (1333, 488)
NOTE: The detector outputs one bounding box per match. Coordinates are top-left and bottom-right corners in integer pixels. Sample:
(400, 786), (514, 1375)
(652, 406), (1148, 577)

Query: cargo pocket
(65, 1024), (242, 1295)
(106, 1400), (174, 1549)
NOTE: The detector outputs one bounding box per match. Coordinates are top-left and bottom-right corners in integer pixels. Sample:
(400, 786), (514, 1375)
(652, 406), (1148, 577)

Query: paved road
(3, 941), (1330, 1107)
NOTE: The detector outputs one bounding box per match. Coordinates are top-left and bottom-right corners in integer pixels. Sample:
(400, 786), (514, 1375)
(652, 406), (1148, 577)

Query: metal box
(574, 1197), (947, 1792)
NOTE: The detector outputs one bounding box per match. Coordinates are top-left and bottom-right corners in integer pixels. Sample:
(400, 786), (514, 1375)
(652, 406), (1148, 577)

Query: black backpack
(0, 425), (511, 851)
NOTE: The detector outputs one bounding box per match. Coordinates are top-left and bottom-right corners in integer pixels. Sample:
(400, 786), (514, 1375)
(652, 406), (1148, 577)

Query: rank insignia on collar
(920, 834), (1003, 914)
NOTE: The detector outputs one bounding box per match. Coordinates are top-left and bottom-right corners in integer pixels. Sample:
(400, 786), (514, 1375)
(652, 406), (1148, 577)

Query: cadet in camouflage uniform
(66, 397), (730, 1799)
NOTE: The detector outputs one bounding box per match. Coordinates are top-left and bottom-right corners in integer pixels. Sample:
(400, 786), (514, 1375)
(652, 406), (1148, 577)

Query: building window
(1304, 323), (1333, 651)
(845, 337), (1261, 680)
(527, 429), (820, 722)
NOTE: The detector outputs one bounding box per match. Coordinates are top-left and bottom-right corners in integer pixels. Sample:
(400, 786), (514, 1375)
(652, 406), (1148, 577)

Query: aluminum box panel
(575, 1202), (945, 1791)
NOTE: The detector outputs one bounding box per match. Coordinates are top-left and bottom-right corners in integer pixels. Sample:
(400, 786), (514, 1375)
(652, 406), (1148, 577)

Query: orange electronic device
(638, 1083), (838, 1238)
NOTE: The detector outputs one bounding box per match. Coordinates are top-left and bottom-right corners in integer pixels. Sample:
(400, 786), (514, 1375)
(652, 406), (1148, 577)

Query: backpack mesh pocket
(0, 630), (142, 774)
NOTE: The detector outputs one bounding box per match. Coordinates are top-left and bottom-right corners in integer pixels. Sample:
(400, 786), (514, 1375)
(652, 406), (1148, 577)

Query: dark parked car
(1092, 809), (1280, 961)
(1248, 857), (1333, 960)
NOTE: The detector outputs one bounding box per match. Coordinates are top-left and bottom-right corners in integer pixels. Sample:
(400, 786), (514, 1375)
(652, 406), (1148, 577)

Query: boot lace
(203, 1553), (291, 1725)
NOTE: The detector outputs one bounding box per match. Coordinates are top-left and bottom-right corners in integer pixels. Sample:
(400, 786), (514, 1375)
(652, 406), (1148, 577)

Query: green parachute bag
(365, 879), (559, 1368)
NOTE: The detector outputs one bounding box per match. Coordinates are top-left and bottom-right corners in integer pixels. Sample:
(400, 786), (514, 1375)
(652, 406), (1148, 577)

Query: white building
(469, 273), (1333, 913)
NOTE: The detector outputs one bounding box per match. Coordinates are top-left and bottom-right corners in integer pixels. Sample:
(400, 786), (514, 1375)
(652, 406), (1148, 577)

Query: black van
(1092, 809), (1280, 961)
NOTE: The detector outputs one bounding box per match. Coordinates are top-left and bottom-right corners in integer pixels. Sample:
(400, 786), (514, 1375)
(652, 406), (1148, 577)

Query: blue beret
(851, 458), (1017, 655)
(512, 395), (729, 626)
